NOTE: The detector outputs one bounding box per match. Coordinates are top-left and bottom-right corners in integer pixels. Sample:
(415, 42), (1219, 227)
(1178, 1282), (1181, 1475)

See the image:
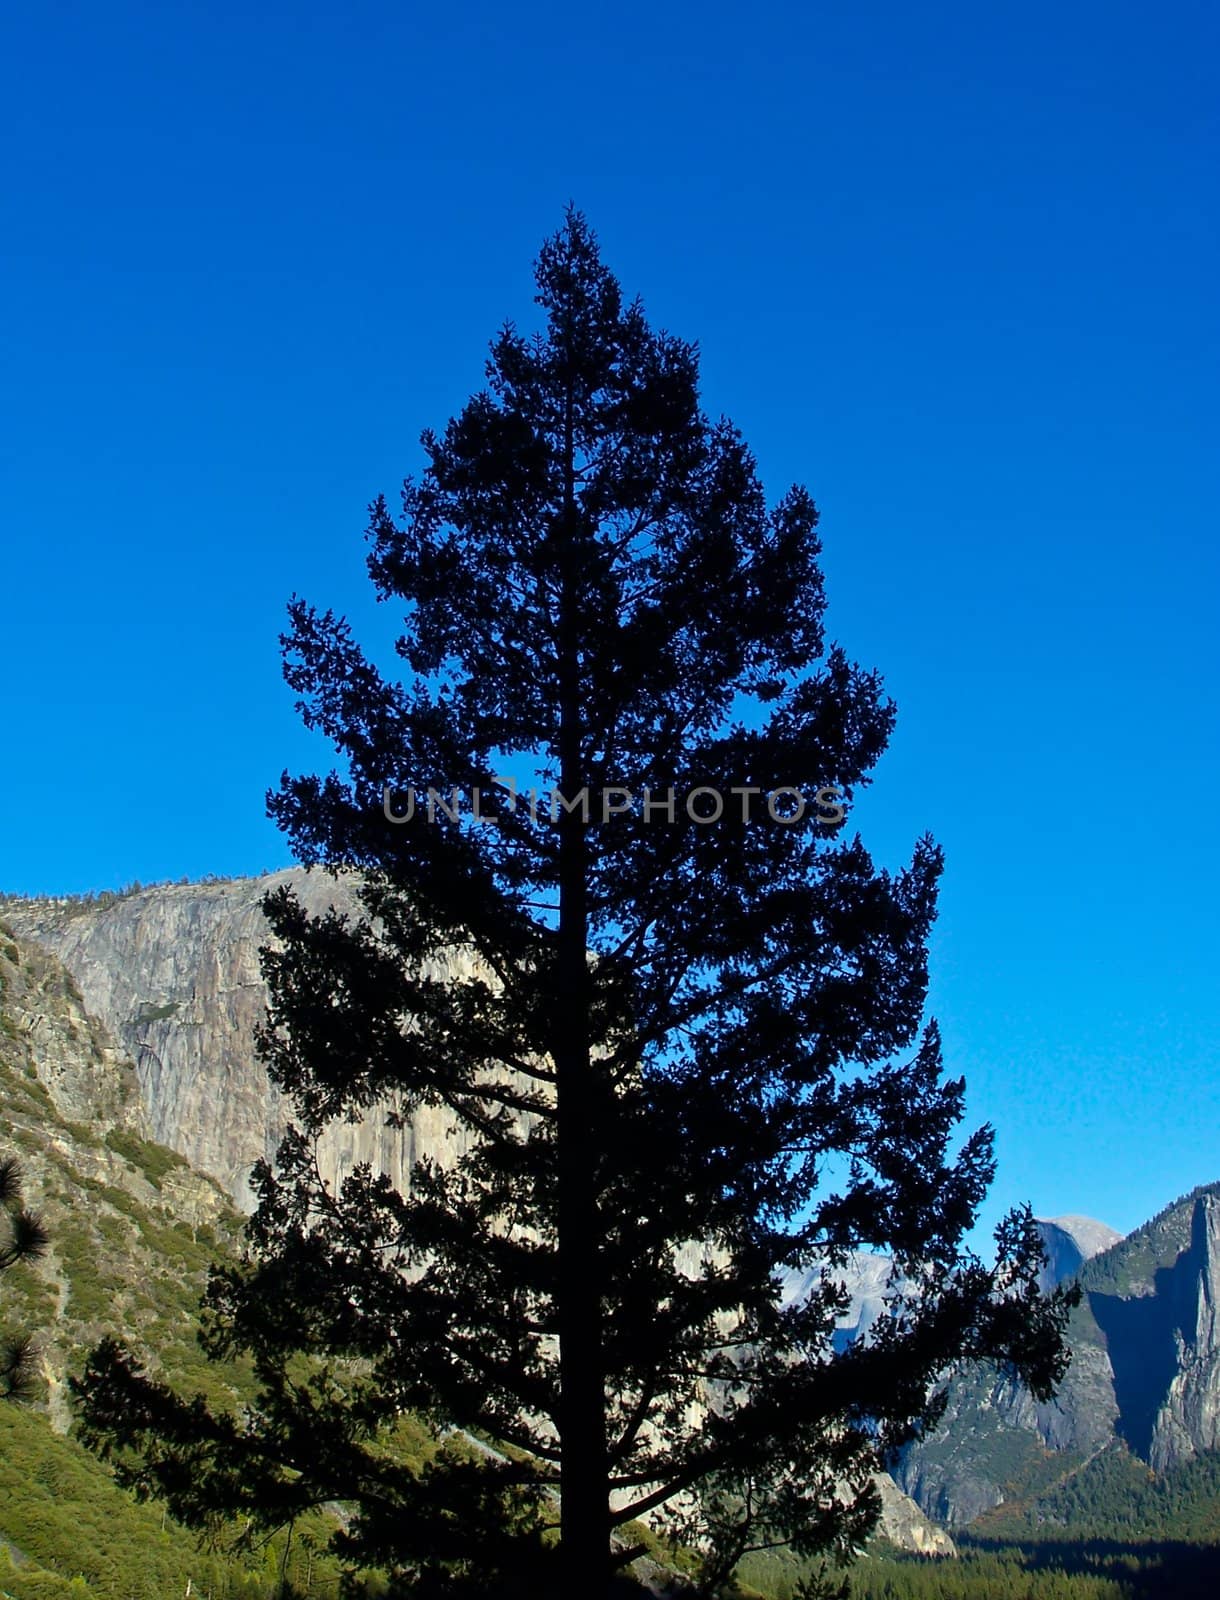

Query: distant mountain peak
(1041, 1213), (1124, 1252)
(1035, 1213), (1123, 1291)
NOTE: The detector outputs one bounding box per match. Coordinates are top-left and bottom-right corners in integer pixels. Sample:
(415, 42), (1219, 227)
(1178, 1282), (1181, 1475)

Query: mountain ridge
(0, 896), (954, 1568)
(895, 1183), (1220, 1526)
(6, 872), (1220, 1552)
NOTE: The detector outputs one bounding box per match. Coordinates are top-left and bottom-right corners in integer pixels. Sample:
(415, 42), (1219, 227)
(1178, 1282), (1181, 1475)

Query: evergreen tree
(1, 1154), (50, 1399)
(73, 212), (1074, 1598)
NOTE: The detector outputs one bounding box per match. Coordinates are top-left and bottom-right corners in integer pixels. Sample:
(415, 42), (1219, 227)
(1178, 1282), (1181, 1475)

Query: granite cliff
(1036, 1214), (1124, 1293)
(0, 896), (947, 1568)
(9, 874), (1220, 1545)
(2, 870), (488, 1210)
(0, 920), (238, 1425)
(1148, 1194), (1220, 1471)
(2, 875), (954, 1559)
(896, 1187), (1220, 1526)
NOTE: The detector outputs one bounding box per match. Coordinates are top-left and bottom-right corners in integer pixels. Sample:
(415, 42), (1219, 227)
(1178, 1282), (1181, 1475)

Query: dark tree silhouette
(1, 1154), (50, 1400)
(73, 212), (1074, 1598)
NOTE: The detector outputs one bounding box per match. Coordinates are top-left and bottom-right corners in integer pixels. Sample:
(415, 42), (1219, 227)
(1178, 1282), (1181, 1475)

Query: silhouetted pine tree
(1, 1154), (49, 1399)
(73, 212), (1074, 1599)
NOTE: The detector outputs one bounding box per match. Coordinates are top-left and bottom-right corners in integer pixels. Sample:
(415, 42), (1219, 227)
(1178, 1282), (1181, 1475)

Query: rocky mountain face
(871, 1473), (956, 1556)
(1036, 1214), (1123, 1292)
(2, 871), (491, 1211)
(895, 1187), (1220, 1527)
(0, 922), (419, 1600)
(0, 920), (239, 1425)
(781, 1250), (896, 1354)
(9, 874), (1220, 1550)
(1081, 1185), (1220, 1474)
(1148, 1194), (1220, 1471)
(2, 875), (953, 1559)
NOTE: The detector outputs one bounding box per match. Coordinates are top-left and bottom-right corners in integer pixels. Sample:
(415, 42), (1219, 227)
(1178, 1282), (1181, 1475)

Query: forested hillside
(6, 905), (1220, 1599)
(0, 921), (436, 1599)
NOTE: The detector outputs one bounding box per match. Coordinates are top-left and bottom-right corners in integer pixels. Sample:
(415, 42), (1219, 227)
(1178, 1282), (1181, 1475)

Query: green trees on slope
(73, 212), (1075, 1598)
(0, 1397), (354, 1600)
(1, 1155), (49, 1400)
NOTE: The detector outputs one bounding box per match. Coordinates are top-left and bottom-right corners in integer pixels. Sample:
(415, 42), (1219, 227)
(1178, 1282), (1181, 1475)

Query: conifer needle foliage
(73, 213), (1074, 1600)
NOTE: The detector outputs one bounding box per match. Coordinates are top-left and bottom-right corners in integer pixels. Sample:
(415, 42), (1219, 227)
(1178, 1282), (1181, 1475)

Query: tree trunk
(555, 376), (608, 1596)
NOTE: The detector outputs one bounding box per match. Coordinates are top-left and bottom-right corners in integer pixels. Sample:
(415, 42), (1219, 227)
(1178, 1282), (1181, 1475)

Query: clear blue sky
(2, 1), (1217, 1239)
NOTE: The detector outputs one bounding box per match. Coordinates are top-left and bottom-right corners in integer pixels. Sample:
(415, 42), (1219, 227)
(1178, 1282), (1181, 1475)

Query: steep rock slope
(3, 877), (954, 1559)
(0, 922), (405, 1600)
(872, 1471), (956, 1556)
(3, 871), (491, 1210)
(1037, 1214), (1123, 1292)
(1087, 1186), (1220, 1473)
(897, 1186), (1220, 1527)
(1148, 1196), (1220, 1471)
(0, 919), (239, 1420)
(781, 1250), (896, 1353)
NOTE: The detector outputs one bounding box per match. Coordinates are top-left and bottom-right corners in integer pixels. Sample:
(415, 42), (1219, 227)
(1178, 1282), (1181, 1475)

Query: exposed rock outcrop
(1036, 1215), (1124, 1292)
(0, 921), (144, 1136)
(872, 1472), (956, 1555)
(781, 1251), (896, 1353)
(3, 872), (492, 1211)
(0, 923), (238, 1423)
(18, 875), (1220, 1544)
(896, 1187), (1220, 1526)
(1147, 1195), (1220, 1471)
(4, 876), (963, 1556)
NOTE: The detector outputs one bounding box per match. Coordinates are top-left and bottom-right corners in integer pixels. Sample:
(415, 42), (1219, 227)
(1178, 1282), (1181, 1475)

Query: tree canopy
(73, 211), (1074, 1600)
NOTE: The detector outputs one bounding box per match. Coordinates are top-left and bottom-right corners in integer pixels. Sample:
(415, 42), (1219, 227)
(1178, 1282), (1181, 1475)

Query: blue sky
(2, 1), (1217, 1238)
